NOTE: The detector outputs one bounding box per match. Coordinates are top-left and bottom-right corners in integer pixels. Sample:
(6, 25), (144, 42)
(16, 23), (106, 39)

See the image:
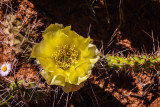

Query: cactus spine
(2, 14), (33, 55)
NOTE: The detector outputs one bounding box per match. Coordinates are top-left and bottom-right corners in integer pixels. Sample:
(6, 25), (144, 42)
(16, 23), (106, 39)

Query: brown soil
(29, 0), (160, 53)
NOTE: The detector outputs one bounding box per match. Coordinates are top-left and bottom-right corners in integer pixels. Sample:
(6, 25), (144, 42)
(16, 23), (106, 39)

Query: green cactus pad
(106, 55), (160, 72)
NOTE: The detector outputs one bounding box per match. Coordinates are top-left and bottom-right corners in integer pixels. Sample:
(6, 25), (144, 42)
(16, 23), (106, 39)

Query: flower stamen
(53, 45), (79, 70)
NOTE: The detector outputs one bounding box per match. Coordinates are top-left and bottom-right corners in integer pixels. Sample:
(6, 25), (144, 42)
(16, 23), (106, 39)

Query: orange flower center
(2, 66), (7, 72)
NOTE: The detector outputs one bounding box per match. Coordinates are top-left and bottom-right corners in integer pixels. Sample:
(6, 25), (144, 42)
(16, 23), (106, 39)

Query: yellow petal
(62, 82), (85, 93)
(37, 57), (55, 69)
(62, 26), (79, 38)
(41, 70), (66, 86)
(43, 30), (72, 47)
(42, 23), (64, 36)
(72, 36), (92, 51)
(40, 70), (52, 85)
(50, 75), (65, 86)
(31, 40), (53, 58)
(68, 60), (92, 85)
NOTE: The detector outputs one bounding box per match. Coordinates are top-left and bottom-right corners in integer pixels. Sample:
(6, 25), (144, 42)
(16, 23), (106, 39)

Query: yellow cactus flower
(31, 23), (99, 93)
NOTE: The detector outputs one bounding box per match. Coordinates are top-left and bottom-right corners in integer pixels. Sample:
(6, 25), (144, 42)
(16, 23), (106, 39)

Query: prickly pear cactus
(2, 14), (32, 55)
(3, 14), (22, 53)
(106, 55), (160, 72)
